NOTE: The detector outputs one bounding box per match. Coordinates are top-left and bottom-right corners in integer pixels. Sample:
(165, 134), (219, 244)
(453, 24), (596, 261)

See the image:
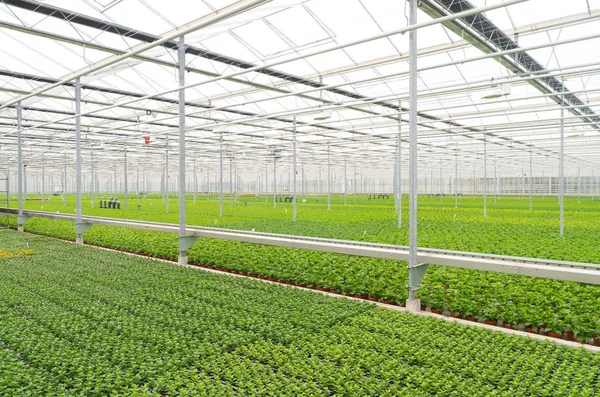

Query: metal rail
(4, 208), (600, 286)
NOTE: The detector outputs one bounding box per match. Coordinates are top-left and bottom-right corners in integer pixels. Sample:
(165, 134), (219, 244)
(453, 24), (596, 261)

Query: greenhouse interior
(1, 0), (600, 395)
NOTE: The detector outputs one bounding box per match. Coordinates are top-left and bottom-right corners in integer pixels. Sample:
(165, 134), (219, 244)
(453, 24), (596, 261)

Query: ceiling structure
(0, 0), (599, 181)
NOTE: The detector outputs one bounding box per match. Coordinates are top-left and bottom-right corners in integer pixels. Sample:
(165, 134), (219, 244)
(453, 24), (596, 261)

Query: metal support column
(454, 142), (458, 208)
(229, 157), (233, 206)
(483, 135), (487, 216)
(397, 102), (402, 227)
(220, 134), (224, 215)
(293, 116), (297, 221)
(343, 156), (347, 205)
(327, 144), (331, 210)
(63, 152), (67, 206)
(193, 159), (197, 204)
(17, 103), (26, 231)
(529, 149), (533, 210)
(123, 148), (128, 210)
(407, 0), (427, 311)
(74, 78), (90, 244)
(559, 79), (565, 237)
(136, 161), (140, 201)
(41, 153), (45, 205)
(114, 164), (117, 198)
(273, 156), (277, 208)
(177, 36), (197, 265)
(90, 151), (94, 207)
(165, 143), (169, 213)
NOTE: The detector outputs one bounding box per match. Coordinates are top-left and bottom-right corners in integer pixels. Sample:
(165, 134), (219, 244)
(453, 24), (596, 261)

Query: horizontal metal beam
(0, 0), (271, 110)
(4, 208), (600, 285)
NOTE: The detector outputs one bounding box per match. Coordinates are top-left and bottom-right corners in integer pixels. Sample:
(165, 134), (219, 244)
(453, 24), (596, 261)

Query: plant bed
(3, 229), (600, 396)
(19, 225), (600, 346)
(546, 331), (562, 339)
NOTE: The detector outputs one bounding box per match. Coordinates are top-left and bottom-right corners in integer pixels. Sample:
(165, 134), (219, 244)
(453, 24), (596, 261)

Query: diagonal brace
(178, 236), (199, 266)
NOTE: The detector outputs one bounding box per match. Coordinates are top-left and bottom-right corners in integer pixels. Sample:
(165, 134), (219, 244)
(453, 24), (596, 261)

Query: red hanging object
(144, 136), (151, 145)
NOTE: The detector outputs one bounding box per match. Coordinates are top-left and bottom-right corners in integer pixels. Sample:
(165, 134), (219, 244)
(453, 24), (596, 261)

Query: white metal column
(327, 144), (331, 210)
(123, 148), (128, 210)
(220, 133), (224, 215)
(455, 142), (458, 208)
(177, 35), (196, 266)
(529, 149), (533, 210)
(136, 161), (140, 201)
(165, 139), (169, 213)
(397, 101), (402, 227)
(343, 157), (347, 205)
(483, 136), (487, 216)
(90, 150), (94, 207)
(63, 152), (67, 206)
(559, 80), (565, 237)
(293, 116), (297, 221)
(407, 0), (426, 310)
(74, 78), (89, 244)
(17, 103), (24, 231)
(41, 153), (45, 205)
(229, 157), (233, 206)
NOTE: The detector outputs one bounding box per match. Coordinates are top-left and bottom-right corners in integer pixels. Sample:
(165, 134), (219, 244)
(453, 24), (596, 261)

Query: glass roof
(0, 0), (599, 179)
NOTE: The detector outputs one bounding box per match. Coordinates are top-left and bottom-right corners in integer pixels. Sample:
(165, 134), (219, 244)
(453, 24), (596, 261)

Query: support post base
(178, 236), (198, 267)
(74, 223), (92, 245)
(405, 298), (421, 313)
(178, 254), (188, 266)
(17, 215), (30, 232)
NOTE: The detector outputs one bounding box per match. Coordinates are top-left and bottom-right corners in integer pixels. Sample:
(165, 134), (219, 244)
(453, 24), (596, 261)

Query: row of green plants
(13, 215), (600, 342)
(14, 194), (600, 263)
(1, 231), (598, 396)
(5, 195), (600, 340)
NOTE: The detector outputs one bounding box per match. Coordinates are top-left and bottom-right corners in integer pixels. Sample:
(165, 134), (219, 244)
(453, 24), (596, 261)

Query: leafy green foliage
(10, 194), (600, 339)
(1, 230), (599, 396)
